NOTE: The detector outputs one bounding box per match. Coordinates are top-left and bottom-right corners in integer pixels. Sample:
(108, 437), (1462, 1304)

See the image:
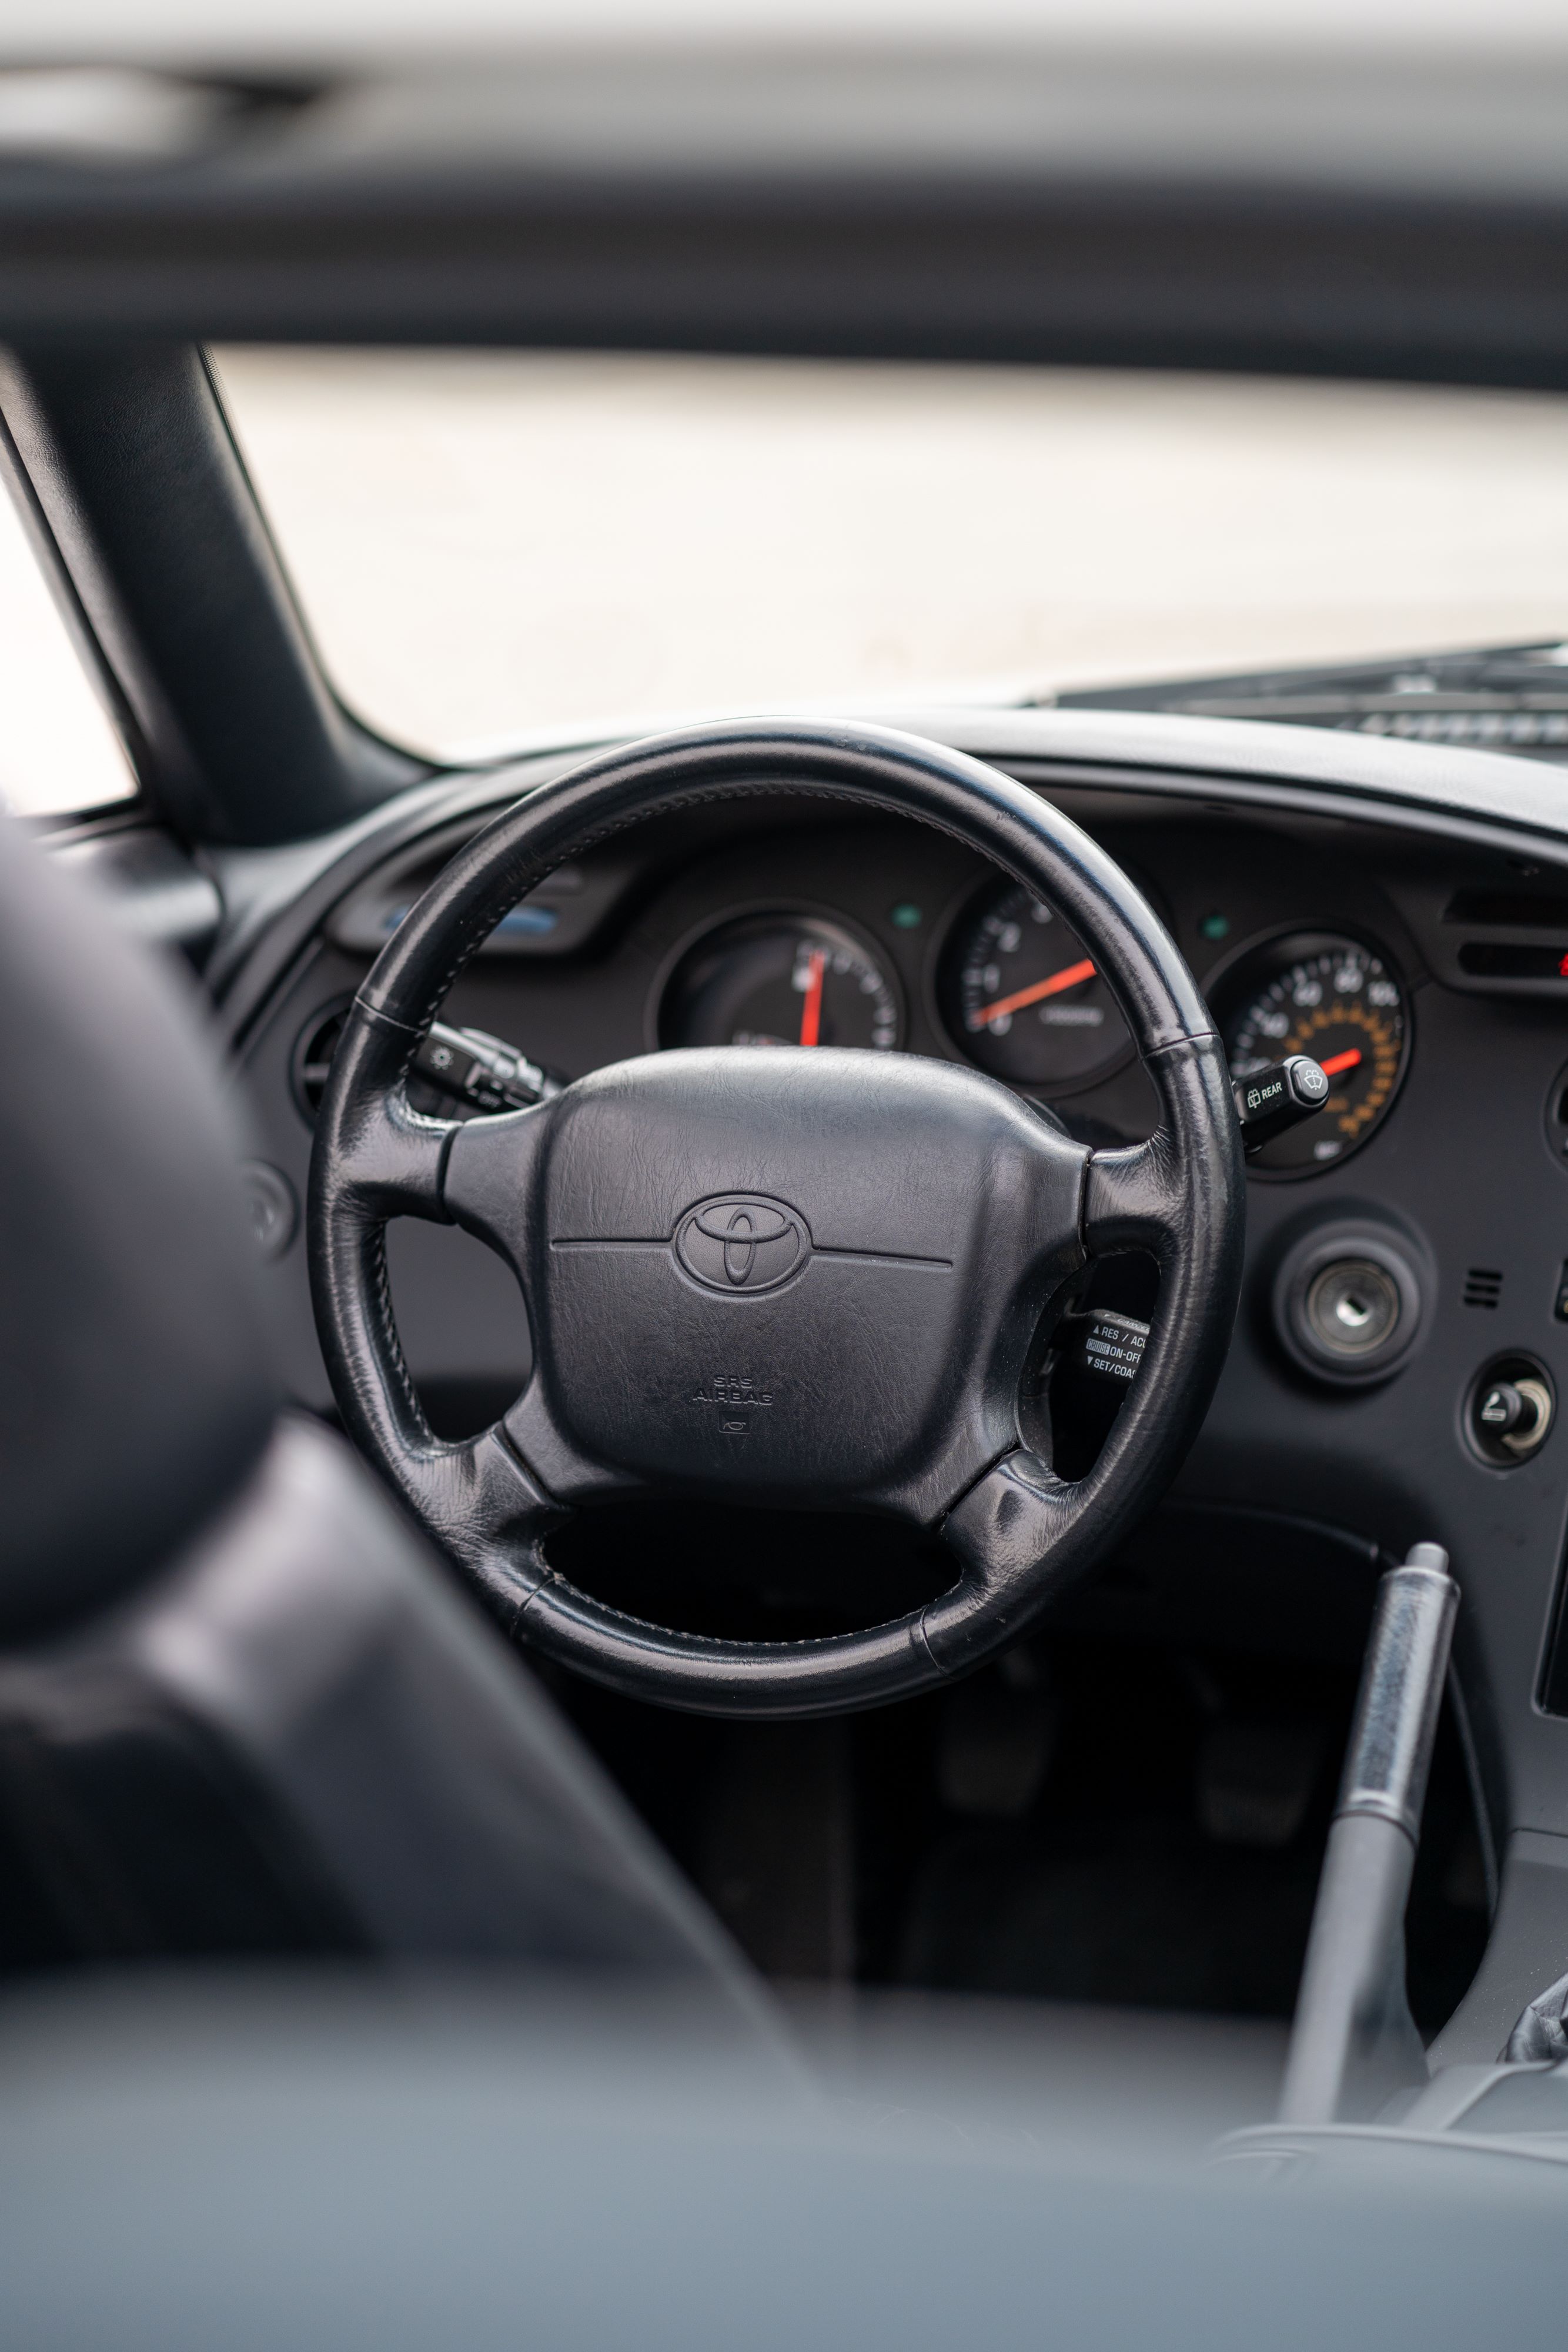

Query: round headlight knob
(1469, 1363), (1556, 1464)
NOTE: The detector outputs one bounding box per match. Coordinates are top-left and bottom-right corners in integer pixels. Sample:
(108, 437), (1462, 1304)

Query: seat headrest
(0, 817), (277, 1641)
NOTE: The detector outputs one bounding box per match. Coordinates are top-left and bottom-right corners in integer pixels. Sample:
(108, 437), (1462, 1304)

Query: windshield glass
(213, 349), (1568, 759)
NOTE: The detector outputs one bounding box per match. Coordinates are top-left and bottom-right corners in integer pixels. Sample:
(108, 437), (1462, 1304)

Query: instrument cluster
(652, 884), (1412, 1178)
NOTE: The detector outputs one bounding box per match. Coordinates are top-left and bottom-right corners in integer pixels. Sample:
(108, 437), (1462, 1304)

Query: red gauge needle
(798, 948), (826, 1047)
(1318, 1048), (1363, 1078)
(970, 956), (1096, 1030)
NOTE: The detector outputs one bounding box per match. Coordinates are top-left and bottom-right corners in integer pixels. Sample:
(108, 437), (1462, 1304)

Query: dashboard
(285, 799), (1422, 1160)
(219, 714), (1568, 1925)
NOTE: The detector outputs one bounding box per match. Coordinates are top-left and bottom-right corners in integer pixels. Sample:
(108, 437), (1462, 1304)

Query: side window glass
(0, 480), (135, 818)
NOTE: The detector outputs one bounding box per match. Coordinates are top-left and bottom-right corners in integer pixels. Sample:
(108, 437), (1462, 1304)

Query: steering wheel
(310, 719), (1243, 1717)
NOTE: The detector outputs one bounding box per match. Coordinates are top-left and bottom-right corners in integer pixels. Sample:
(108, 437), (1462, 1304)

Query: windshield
(213, 349), (1568, 759)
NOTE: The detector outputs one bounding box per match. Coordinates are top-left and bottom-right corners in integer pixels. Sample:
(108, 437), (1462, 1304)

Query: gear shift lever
(1277, 1544), (1459, 2126)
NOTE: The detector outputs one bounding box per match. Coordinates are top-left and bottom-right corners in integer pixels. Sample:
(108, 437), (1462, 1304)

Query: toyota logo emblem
(674, 1194), (808, 1295)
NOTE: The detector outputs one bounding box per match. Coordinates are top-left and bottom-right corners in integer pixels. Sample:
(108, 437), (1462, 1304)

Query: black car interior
(11, 27), (1568, 2346)
(223, 692), (1560, 2042)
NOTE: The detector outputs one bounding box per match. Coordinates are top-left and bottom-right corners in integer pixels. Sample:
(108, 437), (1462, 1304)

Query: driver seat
(0, 813), (763, 2018)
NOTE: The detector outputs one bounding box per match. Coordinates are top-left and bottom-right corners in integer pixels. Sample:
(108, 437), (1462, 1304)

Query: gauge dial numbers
(657, 913), (902, 1054)
(939, 881), (1132, 1091)
(1218, 933), (1409, 1175)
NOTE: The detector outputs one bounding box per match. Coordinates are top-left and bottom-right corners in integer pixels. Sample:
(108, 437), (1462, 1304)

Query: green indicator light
(890, 903), (923, 930)
(1199, 912), (1230, 942)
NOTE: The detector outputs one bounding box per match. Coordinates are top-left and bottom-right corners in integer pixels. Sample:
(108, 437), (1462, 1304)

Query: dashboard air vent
(1457, 942), (1568, 981)
(1463, 1268), (1503, 1310)
(1446, 888), (1568, 927)
(293, 1006), (347, 1121)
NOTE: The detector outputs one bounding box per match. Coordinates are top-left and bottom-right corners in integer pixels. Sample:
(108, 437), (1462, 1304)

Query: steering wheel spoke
(314, 995), (457, 1222)
(408, 1424), (566, 1627)
(338, 1092), (454, 1222)
(934, 1449), (1077, 1671)
(1083, 1132), (1185, 1260)
(441, 1097), (554, 1279)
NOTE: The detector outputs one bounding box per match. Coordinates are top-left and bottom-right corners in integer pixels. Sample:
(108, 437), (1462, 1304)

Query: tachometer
(940, 880), (1132, 1091)
(1218, 931), (1409, 1174)
(658, 913), (901, 1054)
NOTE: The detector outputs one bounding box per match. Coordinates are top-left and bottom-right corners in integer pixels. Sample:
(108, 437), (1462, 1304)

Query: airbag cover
(496, 1048), (1088, 1521)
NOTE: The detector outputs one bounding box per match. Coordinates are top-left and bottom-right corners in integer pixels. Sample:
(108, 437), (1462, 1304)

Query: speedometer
(1218, 931), (1409, 1174)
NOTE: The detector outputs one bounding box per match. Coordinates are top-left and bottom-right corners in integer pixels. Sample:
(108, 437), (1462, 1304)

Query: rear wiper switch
(1233, 1054), (1329, 1157)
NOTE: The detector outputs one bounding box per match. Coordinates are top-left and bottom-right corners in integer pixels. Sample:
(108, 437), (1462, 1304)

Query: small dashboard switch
(1467, 1357), (1556, 1464)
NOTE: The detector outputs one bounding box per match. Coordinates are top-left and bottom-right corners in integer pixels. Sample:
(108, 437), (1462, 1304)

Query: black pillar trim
(0, 343), (427, 847)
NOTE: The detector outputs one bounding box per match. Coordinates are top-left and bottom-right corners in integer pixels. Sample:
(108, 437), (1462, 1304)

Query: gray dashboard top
(180, 704), (1568, 1023)
(45, 704), (1568, 1023)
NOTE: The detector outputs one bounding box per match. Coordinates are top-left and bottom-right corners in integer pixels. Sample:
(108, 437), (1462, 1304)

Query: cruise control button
(1075, 1309), (1151, 1383)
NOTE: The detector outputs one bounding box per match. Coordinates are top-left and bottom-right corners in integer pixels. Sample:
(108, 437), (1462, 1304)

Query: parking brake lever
(1276, 1544), (1459, 2126)
(1233, 1054), (1330, 1157)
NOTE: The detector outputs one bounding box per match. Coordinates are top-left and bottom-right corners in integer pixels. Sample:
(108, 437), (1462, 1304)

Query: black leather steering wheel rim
(309, 717), (1244, 1718)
